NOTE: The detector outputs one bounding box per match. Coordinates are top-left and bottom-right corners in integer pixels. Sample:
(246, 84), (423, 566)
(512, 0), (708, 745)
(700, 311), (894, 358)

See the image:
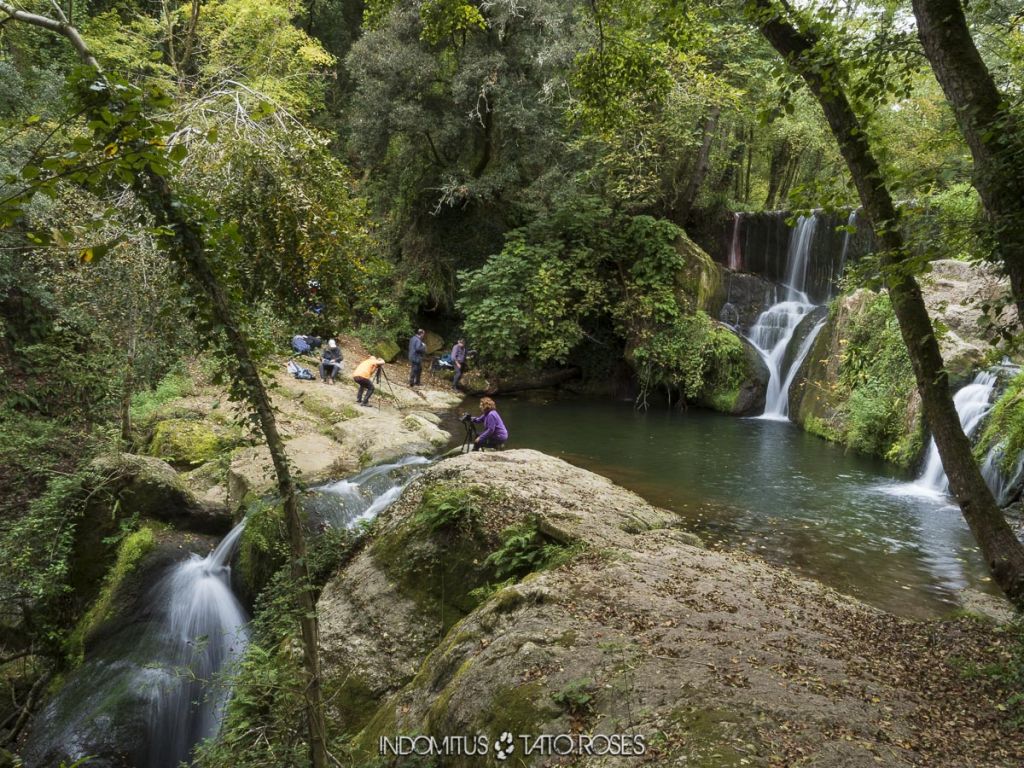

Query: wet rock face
(21, 531), (217, 768)
(91, 452), (232, 535)
(714, 269), (780, 332)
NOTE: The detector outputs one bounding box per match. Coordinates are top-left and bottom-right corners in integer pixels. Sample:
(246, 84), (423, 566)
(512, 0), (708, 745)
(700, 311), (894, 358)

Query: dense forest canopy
(2, 0), (1024, 765)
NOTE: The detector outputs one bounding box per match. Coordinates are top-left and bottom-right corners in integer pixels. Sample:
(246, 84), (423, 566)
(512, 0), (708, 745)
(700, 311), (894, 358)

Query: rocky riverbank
(322, 450), (1023, 768)
(17, 337), (464, 768)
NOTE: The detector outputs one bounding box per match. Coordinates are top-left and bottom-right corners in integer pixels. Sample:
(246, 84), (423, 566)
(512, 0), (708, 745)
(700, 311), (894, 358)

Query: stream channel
(494, 396), (1001, 620)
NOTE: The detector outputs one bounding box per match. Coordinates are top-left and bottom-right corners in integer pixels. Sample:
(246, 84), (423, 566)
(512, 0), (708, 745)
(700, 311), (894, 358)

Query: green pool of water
(489, 396), (999, 618)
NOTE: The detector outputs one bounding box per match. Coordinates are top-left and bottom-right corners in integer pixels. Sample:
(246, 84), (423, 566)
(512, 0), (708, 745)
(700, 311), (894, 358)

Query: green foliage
(419, 0), (487, 46)
(977, 372), (1024, 473)
(483, 519), (579, 582)
(199, 0), (337, 114)
(551, 677), (595, 715)
(130, 368), (195, 426)
(414, 485), (484, 532)
(838, 293), (921, 466)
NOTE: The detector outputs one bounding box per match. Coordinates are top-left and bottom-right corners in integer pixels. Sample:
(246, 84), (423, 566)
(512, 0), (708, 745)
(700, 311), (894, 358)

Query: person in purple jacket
(472, 397), (508, 450)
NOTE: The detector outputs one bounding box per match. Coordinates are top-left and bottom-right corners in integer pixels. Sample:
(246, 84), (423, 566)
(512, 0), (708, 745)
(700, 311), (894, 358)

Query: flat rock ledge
(320, 450), (1024, 768)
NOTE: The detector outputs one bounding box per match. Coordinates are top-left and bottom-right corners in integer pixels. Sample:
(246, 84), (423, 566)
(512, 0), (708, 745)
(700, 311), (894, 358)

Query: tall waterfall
(914, 372), (997, 495)
(145, 524), (249, 768)
(747, 215), (821, 420)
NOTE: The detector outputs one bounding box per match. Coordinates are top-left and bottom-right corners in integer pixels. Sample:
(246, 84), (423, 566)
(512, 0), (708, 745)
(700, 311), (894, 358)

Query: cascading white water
(914, 372), (997, 495)
(145, 523), (249, 768)
(317, 455), (430, 528)
(747, 215), (820, 420)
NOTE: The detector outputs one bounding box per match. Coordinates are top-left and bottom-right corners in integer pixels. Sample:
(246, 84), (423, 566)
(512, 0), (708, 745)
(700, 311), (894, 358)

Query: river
(492, 396), (999, 618)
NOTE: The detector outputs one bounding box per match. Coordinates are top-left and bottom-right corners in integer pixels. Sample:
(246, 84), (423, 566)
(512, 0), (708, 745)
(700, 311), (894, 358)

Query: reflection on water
(498, 398), (998, 618)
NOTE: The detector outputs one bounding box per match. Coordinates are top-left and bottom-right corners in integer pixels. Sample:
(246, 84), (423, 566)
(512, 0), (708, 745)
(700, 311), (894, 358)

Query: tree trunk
(911, 0), (1024, 321)
(764, 138), (790, 209)
(139, 171), (329, 765)
(748, 0), (1024, 608)
(717, 127), (746, 197)
(0, 6), (330, 764)
(675, 105), (721, 223)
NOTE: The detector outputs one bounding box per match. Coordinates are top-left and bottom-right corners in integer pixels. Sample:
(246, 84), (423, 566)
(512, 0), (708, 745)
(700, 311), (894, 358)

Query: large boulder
(318, 451), (689, 735)
(148, 418), (225, 467)
(90, 453), (231, 534)
(920, 259), (1017, 374)
(696, 324), (769, 416)
(324, 451), (1018, 768)
(713, 268), (780, 331)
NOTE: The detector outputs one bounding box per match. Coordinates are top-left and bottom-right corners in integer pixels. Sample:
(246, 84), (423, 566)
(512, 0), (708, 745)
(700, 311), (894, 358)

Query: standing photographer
(352, 356), (385, 406)
(471, 397), (508, 450)
(408, 329), (426, 387)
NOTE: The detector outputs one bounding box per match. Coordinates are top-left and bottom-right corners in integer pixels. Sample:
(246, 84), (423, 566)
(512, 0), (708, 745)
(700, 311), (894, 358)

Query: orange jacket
(352, 357), (385, 380)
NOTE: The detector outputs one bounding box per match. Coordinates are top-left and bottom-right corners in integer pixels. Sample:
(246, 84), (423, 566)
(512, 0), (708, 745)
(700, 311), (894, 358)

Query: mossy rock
(371, 339), (401, 363)
(66, 527), (157, 666)
(149, 418), (223, 467)
(697, 327), (768, 416)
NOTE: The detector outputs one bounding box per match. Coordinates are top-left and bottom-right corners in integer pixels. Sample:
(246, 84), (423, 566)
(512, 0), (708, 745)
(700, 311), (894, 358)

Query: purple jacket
(472, 410), (508, 442)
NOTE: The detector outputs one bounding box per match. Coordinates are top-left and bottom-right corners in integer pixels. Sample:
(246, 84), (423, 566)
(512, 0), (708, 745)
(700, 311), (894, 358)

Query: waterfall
(145, 523), (249, 768)
(747, 215), (820, 420)
(317, 455), (430, 528)
(914, 372), (997, 495)
(780, 214), (818, 303)
(728, 213), (743, 271)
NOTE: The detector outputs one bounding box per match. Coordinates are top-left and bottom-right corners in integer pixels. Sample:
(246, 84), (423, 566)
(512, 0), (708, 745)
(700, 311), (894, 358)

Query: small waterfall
(747, 215), (819, 419)
(914, 372), (997, 495)
(316, 455), (430, 528)
(728, 213), (743, 271)
(780, 214), (818, 303)
(145, 523), (249, 768)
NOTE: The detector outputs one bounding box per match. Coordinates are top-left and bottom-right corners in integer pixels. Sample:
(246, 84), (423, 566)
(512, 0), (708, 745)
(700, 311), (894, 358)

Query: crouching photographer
(467, 397), (507, 451)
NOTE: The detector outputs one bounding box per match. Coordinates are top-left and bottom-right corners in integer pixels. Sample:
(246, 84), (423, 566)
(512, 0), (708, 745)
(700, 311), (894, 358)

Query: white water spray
(747, 215), (820, 419)
(913, 372), (997, 495)
(145, 523), (249, 768)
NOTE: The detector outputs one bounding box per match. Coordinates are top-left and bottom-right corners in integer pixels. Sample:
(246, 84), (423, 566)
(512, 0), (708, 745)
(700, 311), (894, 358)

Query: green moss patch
(149, 418), (223, 467)
(66, 526), (156, 665)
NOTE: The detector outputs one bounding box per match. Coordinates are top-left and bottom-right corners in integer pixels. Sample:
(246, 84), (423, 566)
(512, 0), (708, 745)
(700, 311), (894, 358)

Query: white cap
(328, 339), (337, 348)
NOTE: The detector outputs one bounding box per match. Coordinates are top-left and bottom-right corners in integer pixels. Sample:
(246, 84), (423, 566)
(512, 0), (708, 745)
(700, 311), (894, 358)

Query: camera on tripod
(460, 412), (473, 424)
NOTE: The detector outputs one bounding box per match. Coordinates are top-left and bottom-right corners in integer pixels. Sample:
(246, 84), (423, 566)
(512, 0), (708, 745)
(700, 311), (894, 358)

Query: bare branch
(0, 1), (101, 70)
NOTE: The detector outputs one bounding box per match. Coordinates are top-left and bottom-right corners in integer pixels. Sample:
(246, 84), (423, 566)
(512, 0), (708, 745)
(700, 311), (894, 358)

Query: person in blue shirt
(472, 397), (508, 450)
(408, 329), (426, 387)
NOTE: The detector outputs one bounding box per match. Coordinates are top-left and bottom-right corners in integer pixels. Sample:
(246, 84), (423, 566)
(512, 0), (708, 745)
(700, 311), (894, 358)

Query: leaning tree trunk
(138, 172), (329, 766)
(911, 0), (1024, 321)
(0, 4), (329, 764)
(747, 0), (1024, 608)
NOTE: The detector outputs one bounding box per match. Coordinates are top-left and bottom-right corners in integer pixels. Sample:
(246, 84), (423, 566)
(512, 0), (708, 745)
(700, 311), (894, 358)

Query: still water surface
(495, 397), (998, 618)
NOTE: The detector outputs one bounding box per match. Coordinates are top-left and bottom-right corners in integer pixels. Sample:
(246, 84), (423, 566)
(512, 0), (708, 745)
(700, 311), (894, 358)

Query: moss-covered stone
(66, 527), (156, 666)
(791, 290), (925, 468)
(149, 418), (223, 467)
(371, 339), (401, 363)
(234, 499), (288, 605)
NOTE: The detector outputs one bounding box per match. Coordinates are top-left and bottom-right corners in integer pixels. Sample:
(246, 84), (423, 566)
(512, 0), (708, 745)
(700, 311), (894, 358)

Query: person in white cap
(319, 339), (343, 383)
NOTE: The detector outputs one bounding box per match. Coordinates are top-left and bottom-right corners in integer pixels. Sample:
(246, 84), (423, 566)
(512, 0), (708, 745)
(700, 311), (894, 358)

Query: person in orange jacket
(352, 356), (385, 406)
